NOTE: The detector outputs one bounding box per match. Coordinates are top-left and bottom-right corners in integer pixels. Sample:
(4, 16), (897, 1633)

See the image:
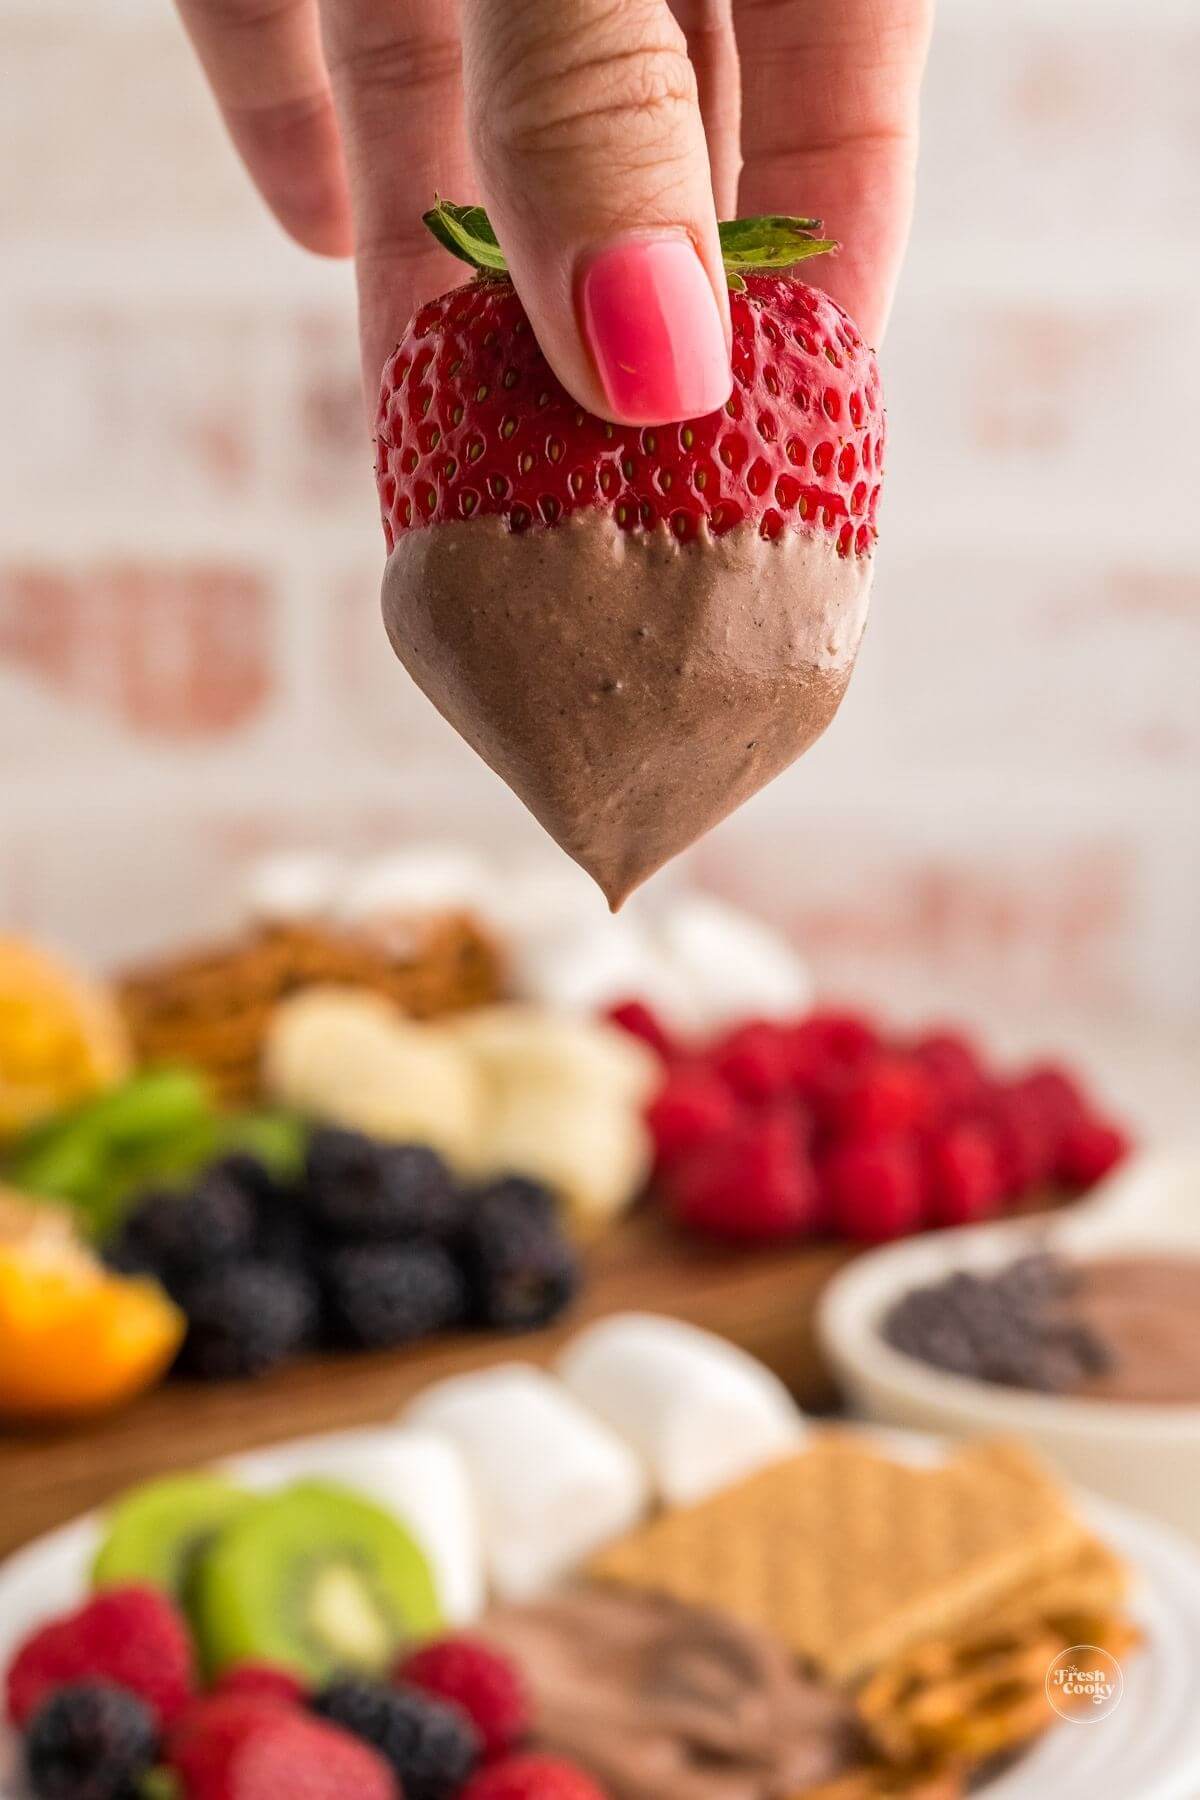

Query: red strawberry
(823, 1136), (924, 1243)
(168, 1694), (395, 1800)
(211, 1664), (309, 1708)
(396, 1634), (530, 1760)
(376, 203), (882, 907)
(645, 1065), (740, 1169)
(6, 1586), (195, 1731)
(603, 999), (677, 1062)
(461, 1753), (608, 1800)
(664, 1110), (817, 1241)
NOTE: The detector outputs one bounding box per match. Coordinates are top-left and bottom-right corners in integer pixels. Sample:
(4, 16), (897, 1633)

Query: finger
(669, 0), (742, 216)
(735, 0), (935, 345)
(319, 0), (473, 402)
(463, 0), (733, 427)
(175, 0), (353, 256)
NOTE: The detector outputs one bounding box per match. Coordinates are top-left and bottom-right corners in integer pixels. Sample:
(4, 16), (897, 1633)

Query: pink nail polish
(578, 236), (732, 425)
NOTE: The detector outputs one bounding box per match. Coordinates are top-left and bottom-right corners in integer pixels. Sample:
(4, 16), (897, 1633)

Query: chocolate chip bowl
(816, 1153), (1200, 1543)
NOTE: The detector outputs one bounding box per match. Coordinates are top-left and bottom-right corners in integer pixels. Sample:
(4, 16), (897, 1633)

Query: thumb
(462, 0), (733, 427)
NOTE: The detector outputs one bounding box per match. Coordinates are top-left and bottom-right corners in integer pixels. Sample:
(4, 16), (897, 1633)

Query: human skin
(172, 0), (935, 424)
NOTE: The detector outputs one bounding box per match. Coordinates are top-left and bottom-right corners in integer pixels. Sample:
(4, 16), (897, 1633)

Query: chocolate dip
(884, 1251), (1200, 1407)
(382, 514), (872, 907)
(478, 1583), (858, 1799)
(1069, 1256), (1200, 1405)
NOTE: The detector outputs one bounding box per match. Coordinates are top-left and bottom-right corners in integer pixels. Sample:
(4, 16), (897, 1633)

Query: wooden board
(0, 1213), (855, 1559)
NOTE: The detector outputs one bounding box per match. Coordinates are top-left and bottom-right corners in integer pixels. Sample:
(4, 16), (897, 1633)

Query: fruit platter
(4, 1314), (1200, 1800)
(0, 856), (1134, 1557)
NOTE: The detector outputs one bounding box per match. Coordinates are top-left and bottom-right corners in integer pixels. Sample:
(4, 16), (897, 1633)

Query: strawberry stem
(423, 198), (837, 290)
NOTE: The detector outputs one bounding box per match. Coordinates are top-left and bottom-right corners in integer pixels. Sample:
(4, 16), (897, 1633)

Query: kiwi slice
(92, 1473), (252, 1600)
(191, 1480), (443, 1682)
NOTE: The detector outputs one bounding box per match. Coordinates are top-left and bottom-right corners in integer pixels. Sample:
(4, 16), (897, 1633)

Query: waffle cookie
(590, 1435), (1092, 1686)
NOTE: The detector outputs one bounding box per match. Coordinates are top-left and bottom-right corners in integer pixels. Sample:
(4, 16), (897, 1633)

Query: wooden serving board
(0, 1213), (854, 1559)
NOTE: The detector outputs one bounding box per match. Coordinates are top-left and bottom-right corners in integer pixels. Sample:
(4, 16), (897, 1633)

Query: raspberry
(823, 1137), (924, 1243)
(1055, 1118), (1130, 1188)
(1012, 1064), (1088, 1133)
(603, 1000), (676, 1063)
(211, 1664), (309, 1707)
(169, 1693), (395, 1800)
(304, 1128), (462, 1241)
(664, 1111), (817, 1242)
(396, 1636), (530, 1760)
(24, 1682), (159, 1800)
(458, 1185), (580, 1331)
(7, 1586), (195, 1731)
(908, 1031), (988, 1116)
(831, 1054), (937, 1138)
(323, 1242), (468, 1349)
(710, 1021), (793, 1105)
(644, 1066), (740, 1168)
(313, 1676), (480, 1800)
(174, 1260), (316, 1380)
(788, 1010), (882, 1121)
(924, 1122), (1005, 1228)
(984, 1085), (1058, 1198)
(461, 1752), (608, 1800)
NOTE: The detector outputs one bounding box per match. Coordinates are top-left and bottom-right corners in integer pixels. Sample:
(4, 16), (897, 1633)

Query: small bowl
(816, 1153), (1200, 1541)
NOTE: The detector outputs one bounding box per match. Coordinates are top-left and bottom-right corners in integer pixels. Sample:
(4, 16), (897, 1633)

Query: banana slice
(263, 988), (483, 1168)
(449, 1006), (658, 1106)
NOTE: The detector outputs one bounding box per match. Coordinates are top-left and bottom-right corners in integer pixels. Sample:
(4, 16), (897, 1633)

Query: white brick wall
(0, 0), (1197, 1026)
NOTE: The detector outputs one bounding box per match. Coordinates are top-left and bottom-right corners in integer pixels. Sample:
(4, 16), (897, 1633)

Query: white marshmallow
(244, 852), (346, 924)
(230, 1427), (485, 1624)
(655, 895), (812, 1033)
(557, 1313), (806, 1506)
(404, 1365), (649, 1600)
(339, 846), (496, 923)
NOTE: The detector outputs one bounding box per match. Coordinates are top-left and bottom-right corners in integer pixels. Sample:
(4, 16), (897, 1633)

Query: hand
(175, 0), (934, 424)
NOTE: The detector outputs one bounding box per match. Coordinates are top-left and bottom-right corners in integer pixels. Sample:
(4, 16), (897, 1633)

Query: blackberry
(106, 1173), (256, 1298)
(313, 1676), (480, 1800)
(174, 1259), (317, 1379)
(207, 1150), (281, 1209)
(24, 1682), (158, 1800)
(459, 1184), (579, 1332)
(323, 1241), (468, 1349)
(467, 1175), (558, 1230)
(304, 1128), (461, 1241)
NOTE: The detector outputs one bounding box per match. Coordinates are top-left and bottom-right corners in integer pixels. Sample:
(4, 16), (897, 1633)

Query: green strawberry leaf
(423, 199), (837, 284)
(423, 199), (509, 275)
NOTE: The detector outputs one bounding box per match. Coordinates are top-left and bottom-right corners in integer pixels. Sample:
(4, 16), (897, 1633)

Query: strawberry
(375, 202), (883, 907)
(377, 208), (879, 554)
(461, 1753), (609, 1800)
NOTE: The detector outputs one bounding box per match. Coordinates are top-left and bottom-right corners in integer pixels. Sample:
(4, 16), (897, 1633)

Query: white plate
(1, 1426), (1200, 1800)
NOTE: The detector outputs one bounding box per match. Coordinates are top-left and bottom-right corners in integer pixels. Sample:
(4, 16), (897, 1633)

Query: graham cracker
(589, 1434), (1091, 1686)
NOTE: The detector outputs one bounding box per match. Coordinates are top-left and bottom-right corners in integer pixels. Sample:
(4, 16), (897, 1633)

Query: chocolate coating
(382, 514), (873, 906)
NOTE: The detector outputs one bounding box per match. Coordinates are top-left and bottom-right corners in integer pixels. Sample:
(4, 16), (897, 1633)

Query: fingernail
(578, 236), (732, 425)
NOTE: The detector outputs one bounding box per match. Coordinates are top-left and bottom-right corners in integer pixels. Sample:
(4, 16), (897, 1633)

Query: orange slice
(0, 934), (131, 1141)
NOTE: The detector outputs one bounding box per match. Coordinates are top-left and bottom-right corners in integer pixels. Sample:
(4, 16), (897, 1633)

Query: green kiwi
(190, 1480), (443, 1682)
(92, 1473), (252, 1600)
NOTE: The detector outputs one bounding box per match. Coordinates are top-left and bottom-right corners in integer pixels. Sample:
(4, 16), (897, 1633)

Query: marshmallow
(558, 1313), (806, 1506)
(244, 853), (346, 924)
(405, 1365), (649, 1600)
(231, 1427), (485, 1624)
(339, 846), (495, 924)
(655, 895), (812, 1033)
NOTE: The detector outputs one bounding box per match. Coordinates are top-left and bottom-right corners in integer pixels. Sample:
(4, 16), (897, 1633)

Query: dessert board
(0, 1210), (851, 1558)
(3, 1422), (1200, 1800)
